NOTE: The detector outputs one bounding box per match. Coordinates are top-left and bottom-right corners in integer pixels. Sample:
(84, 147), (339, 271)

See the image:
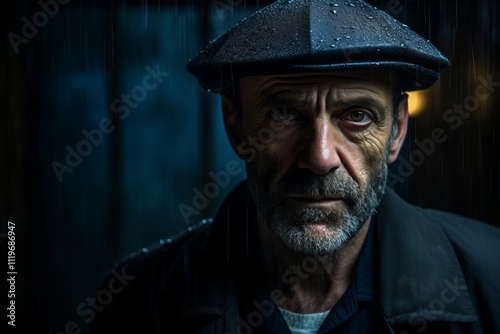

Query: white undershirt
(279, 307), (330, 334)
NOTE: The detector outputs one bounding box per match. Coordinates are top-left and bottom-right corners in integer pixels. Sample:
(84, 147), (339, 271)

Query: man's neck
(259, 220), (371, 314)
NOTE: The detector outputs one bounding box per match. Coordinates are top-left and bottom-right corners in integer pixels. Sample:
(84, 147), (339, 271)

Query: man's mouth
(286, 196), (345, 208)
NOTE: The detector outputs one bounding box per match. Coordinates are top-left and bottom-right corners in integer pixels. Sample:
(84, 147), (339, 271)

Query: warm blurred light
(406, 90), (428, 117)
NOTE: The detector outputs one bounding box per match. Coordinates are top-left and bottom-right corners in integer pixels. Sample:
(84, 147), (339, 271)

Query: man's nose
(297, 118), (341, 175)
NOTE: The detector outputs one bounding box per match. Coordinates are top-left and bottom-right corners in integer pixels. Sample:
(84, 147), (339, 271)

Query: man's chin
(268, 216), (358, 255)
(302, 222), (338, 235)
(281, 231), (350, 255)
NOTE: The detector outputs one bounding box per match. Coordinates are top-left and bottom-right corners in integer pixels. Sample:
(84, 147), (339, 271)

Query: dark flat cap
(186, 0), (450, 93)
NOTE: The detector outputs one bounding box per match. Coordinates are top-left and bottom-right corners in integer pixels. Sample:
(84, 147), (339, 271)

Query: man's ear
(221, 94), (245, 159)
(387, 93), (409, 163)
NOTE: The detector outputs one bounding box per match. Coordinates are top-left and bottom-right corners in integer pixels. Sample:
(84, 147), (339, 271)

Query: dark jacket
(89, 181), (500, 334)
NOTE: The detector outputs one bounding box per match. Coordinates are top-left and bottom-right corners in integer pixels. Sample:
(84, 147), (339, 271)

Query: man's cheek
(263, 150), (296, 184)
(357, 134), (389, 164)
(340, 144), (381, 189)
(249, 153), (283, 192)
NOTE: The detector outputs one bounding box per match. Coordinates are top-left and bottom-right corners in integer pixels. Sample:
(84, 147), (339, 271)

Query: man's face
(229, 70), (405, 255)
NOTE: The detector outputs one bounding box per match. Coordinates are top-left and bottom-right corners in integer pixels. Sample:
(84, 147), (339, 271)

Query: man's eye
(345, 110), (371, 123)
(268, 106), (300, 122)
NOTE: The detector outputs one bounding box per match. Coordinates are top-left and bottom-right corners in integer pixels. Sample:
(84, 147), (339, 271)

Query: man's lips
(286, 196), (345, 207)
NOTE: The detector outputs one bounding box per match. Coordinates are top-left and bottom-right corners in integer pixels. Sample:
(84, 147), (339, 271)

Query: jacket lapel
(376, 188), (478, 326)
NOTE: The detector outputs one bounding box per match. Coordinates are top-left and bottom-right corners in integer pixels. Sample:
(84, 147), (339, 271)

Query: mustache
(269, 167), (360, 203)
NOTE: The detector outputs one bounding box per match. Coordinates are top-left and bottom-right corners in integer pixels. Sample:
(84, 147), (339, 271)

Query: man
(90, 0), (500, 333)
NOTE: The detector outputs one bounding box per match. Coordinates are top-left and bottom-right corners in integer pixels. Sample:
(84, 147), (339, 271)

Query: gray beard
(248, 161), (388, 255)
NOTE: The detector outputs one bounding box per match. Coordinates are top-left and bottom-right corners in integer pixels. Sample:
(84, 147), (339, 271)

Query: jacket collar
(376, 187), (478, 325)
(180, 181), (478, 327)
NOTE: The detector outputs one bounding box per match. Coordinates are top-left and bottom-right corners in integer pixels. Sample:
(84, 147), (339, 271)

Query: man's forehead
(239, 70), (397, 99)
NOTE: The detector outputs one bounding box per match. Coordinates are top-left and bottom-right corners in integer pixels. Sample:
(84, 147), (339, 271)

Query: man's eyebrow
(254, 92), (391, 114)
(255, 92), (309, 110)
(332, 96), (390, 113)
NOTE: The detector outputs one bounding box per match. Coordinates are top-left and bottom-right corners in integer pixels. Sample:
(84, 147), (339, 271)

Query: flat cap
(186, 0), (450, 93)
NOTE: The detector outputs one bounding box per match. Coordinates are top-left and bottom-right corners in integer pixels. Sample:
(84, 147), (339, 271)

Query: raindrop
(377, 48), (381, 52)
(142, 247), (149, 253)
(331, 9), (337, 14)
(333, 3), (339, 6)
(166, 238), (172, 243)
(330, 44), (337, 48)
(334, 37), (342, 41)
(348, 3), (355, 7)
(366, 15), (374, 19)
(346, 36), (351, 39)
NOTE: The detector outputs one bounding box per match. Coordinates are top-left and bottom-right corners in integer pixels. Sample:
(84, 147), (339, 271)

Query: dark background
(1, 0), (499, 333)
